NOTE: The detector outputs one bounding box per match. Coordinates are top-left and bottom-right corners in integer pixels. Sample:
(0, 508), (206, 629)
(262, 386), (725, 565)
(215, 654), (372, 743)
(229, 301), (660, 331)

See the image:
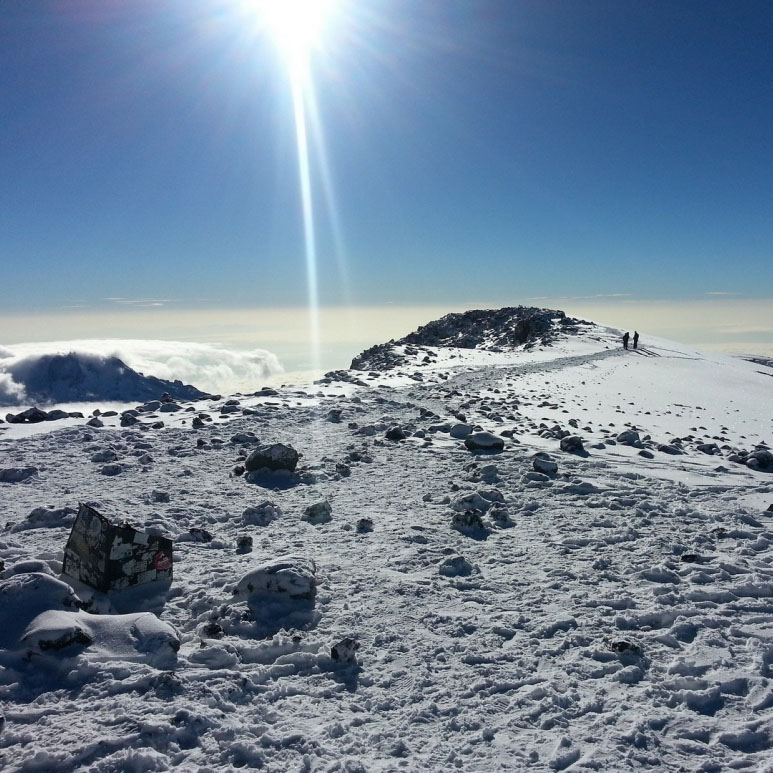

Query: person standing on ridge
(622, 331), (630, 350)
(633, 331), (639, 349)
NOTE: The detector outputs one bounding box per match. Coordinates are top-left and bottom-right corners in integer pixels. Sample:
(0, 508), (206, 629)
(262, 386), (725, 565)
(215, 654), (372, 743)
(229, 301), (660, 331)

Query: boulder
(464, 432), (505, 452)
(245, 443), (299, 473)
(750, 448), (773, 469)
(232, 556), (317, 601)
(385, 425), (406, 441)
(0, 467), (38, 483)
(450, 423), (473, 439)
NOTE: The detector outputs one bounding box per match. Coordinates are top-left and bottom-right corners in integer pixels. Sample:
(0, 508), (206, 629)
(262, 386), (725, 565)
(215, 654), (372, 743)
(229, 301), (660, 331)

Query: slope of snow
(1, 324), (772, 771)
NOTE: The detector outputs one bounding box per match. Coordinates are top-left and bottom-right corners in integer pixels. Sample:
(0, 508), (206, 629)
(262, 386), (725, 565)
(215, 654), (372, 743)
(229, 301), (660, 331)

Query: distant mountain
(0, 352), (209, 406)
(351, 306), (593, 371)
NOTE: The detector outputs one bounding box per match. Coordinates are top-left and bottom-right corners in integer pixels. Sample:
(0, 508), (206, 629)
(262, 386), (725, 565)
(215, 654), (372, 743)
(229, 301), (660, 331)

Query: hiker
(633, 331), (639, 349)
(622, 331), (630, 350)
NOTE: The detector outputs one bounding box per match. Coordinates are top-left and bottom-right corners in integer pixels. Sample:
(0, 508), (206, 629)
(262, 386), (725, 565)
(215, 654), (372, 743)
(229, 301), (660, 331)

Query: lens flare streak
(288, 57), (321, 370)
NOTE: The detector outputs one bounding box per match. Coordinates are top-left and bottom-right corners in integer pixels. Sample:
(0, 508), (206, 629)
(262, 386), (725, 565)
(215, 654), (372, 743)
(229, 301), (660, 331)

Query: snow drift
(1, 309), (772, 771)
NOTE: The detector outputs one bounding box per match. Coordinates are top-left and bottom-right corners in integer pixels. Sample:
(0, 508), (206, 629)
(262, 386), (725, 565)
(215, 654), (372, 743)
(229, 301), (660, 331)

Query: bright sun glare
(253, 0), (339, 64)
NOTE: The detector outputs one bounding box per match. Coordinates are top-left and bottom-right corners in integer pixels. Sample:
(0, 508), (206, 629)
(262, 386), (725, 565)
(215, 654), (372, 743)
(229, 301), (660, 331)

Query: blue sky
(1, 0), (771, 315)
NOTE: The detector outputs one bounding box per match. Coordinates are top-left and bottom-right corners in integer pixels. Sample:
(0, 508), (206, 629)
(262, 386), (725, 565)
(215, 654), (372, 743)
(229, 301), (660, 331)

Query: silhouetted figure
(633, 331), (639, 349)
(622, 331), (630, 350)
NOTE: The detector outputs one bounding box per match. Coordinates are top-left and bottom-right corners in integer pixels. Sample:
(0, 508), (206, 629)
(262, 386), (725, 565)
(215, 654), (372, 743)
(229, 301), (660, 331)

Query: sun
(251, 0), (340, 64)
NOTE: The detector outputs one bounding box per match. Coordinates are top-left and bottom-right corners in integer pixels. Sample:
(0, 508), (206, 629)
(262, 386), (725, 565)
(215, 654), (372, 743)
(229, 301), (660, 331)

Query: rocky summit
(350, 306), (592, 371)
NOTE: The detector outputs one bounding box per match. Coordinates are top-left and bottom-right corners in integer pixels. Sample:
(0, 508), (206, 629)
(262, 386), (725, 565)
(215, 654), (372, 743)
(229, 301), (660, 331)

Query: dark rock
(533, 456), (558, 475)
(464, 432), (505, 451)
(303, 501), (332, 525)
(356, 518), (373, 533)
(188, 527), (213, 543)
(330, 637), (360, 663)
(0, 467), (38, 483)
(560, 435), (585, 454)
(245, 443), (299, 473)
(616, 430), (640, 446)
(350, 307), (593, 371)
(236, 535), (253, 553)
(385, 425), (406, 441)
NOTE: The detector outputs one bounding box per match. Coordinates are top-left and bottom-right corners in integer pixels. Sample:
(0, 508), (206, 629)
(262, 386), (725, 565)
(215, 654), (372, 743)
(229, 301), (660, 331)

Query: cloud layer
(0, 340), (283, 405)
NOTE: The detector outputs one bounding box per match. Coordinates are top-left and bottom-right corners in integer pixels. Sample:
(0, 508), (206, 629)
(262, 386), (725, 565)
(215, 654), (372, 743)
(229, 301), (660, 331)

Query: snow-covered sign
(62, 503), (173, 592)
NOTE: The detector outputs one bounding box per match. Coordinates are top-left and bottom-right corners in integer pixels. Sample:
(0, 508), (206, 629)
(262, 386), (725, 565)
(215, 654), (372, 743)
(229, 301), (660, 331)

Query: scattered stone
(533, 456), (558, 475)
(91, 449), (118, 463)
(100, 463), (123, 476)
(188, 527), (213, 543)
(326, 409), (342, 423)
(616, 430), (641, 446)
(356, 517), (373, 533)
(242, 501), (283, 526)
(560, 435), (585, 454)
(451, 509), (487, 534)
(303, 500), (332, 525)
(330, 636), (360, 664)
(152, 490), (170, 503)
(438, 555), (475, 577)
(236, 535), (253, 553)
(385, 425), (406, 441)
(230, 432), (259, 445)
(657, 444), (681, 455)
(86, 417), (104, 428)
(638, 449), (655, 459)
(451, 492), (491, 512)
(608, 639), (640, 654)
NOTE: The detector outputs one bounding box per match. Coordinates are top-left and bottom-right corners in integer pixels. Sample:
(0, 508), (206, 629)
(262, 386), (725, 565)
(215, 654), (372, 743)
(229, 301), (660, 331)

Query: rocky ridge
(350, 306), (592, 371)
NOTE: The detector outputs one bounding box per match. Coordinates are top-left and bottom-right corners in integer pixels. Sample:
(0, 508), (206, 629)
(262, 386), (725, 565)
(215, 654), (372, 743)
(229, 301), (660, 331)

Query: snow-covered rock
(241, 500), (283, 526)
(232, 557), (317, 601)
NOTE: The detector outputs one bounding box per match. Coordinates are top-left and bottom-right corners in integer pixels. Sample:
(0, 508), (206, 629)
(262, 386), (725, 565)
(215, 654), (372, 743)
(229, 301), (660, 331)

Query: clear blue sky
(2, 0), (771, 313)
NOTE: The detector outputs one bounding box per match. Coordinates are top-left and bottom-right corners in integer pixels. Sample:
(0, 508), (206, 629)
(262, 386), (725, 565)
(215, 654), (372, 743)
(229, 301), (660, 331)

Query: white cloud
(0, 340), (283, 404)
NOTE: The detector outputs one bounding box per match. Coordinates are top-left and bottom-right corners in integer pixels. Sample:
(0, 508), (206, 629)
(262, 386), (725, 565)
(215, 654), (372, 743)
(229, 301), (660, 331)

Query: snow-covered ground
(1, 324), (772, 771)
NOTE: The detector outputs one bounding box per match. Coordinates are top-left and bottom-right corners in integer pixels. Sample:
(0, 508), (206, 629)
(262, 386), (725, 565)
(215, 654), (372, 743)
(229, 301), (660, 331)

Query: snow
(1, 323), (772, 770)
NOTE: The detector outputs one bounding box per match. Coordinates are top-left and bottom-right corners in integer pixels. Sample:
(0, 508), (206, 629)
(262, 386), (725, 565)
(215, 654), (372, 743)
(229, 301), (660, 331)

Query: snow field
(1, 329), (772, 771)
